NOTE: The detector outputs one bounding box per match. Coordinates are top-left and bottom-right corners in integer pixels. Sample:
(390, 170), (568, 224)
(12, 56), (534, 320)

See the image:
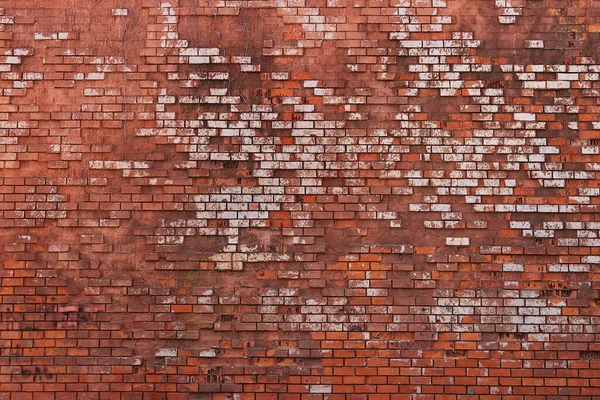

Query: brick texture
(1, 0), (600, 398)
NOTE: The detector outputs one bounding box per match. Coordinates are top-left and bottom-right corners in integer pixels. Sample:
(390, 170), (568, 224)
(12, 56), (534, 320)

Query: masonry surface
(1, 0), (600, 399)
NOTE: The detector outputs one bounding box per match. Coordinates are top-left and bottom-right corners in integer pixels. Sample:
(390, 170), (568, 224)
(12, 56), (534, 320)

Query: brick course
(1, 0), (600, 398)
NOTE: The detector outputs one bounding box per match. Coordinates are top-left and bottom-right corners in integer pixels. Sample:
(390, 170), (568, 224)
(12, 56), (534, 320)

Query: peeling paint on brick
(1, 0), (600, 398)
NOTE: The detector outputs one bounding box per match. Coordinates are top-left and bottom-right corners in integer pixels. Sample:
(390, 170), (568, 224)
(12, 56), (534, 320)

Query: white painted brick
(446, 237), (469, 246)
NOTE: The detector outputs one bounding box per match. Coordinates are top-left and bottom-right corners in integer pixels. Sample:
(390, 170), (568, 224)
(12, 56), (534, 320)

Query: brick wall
(1, 0), (600, 398)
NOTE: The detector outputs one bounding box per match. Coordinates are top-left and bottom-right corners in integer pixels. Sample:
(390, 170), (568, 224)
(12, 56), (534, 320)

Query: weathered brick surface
(1, 0), (600, 398)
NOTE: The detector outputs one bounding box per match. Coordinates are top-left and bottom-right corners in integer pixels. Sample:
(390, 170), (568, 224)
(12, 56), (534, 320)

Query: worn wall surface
(1, 0), (600, 398)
